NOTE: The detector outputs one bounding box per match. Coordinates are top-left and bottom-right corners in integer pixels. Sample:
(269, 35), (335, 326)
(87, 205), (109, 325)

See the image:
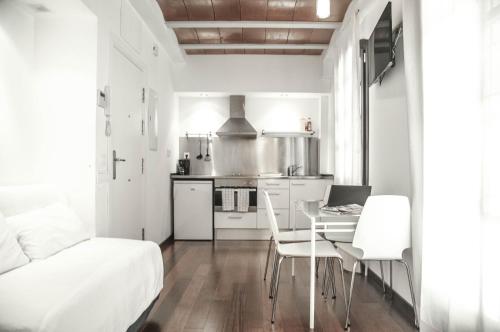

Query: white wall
(178, 94), (336, 173)
(0, 2), (36, 184)
(33, 13), (97, 232)
(358, 0), (414, 304)
(368, 37), (413, 302)
(1, 0), (176, 243)
(369, 42), (411, 198)
(178, 95), (321, 136)
(0, 1), (97, 232)
(320, 95), (335, 174)
(325, 0), (414, 304)
(173, 55), (329, 94)
(82, 0), (177, 243)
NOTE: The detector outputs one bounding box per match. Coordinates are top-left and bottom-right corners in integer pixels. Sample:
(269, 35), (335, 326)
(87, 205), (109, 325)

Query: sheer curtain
(332, 6), (362, 185)
(404, 0), (500, 330)
(402, 0), (424, 313)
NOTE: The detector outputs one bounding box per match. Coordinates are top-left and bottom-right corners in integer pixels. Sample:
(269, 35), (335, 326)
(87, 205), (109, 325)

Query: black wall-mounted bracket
(360, 39), (370, 186)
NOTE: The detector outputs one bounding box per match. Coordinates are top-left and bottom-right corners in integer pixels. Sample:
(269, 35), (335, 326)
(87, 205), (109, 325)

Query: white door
(174, 181), (213, 240)
(108, 46), (145, 240)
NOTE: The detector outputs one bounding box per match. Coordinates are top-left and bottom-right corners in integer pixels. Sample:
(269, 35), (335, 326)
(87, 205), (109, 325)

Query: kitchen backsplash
(178, 136), (319, 176)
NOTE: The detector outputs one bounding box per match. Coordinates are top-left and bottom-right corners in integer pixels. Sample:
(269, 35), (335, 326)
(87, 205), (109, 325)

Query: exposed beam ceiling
(181, 43), (329, 50)
(157, 0), (352, 55)
(166, 21), (342, 30)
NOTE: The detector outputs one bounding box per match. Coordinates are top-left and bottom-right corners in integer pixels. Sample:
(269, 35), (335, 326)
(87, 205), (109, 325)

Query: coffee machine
(177, 158), (190, 175)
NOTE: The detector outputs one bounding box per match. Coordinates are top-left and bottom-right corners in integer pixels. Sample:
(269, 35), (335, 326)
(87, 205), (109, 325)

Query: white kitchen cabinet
(257, 179), (290, 190)
(215, 212), (257, 229)
(257, 188), (290, 209)
(257, 208), (289, 229)
(173, 181), (213, 240)
(290, 179), (333, 229)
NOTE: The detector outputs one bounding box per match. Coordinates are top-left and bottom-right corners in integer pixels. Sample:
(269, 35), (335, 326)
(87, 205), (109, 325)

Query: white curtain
(332, 5), (362, 185)
(402, 0), (424, 314)
(403, 0), (500, 330)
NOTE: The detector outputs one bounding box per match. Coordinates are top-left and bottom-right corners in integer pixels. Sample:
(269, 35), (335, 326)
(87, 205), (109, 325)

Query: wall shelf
(261, 130), (316, 137)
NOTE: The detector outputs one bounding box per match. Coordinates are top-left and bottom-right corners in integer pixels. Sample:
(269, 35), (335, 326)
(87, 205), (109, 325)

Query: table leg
(292, 201), (297, 277)
(310, 217), (316, 329)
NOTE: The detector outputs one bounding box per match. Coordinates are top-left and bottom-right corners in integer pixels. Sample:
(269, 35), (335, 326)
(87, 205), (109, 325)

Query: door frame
(108, 35), (148, 239)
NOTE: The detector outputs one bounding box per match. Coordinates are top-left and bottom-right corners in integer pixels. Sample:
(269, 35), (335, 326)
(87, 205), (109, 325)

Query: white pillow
(6, 203), (90, 260)
(0, 212), (29, 274)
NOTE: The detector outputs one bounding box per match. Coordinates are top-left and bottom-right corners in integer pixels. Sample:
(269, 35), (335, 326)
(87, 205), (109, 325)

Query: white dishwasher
(173, 180), (213, 240)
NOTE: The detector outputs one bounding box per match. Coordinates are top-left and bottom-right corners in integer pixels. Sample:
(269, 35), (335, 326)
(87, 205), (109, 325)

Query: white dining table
(296, 200), (360, 330)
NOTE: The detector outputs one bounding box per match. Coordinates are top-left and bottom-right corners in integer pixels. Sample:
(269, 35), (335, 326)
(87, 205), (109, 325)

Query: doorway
(108, 45), (145, 240)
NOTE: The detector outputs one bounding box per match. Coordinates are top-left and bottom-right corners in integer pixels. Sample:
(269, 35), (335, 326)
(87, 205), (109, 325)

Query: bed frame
(126, 297), (158, 332)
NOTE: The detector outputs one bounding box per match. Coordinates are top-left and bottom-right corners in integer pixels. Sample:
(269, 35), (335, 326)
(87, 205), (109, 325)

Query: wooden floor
(142, 241), (417, 332)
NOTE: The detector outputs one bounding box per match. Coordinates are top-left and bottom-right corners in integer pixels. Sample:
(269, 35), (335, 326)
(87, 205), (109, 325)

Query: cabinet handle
(266, 183), (280, 186)
(190, 188), (196, 191)
(268, 193), (280, 196)
(291, 183), (306, 186)
(274, 213), (280, 216)
(228, 216), (243, 220)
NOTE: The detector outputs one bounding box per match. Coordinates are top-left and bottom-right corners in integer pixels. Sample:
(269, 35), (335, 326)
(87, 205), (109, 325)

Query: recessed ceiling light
(316, 0), (330, 19)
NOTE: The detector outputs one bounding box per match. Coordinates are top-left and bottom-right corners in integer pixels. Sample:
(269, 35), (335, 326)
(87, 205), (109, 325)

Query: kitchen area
(172, 94), (334, 240)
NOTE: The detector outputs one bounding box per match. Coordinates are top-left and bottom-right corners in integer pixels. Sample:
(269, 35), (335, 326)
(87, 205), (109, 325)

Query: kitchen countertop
(171, 174), (334, 180)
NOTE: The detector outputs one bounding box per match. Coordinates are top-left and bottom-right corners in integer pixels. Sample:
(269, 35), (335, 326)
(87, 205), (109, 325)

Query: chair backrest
(327, 185), (372, 207)
(0, 185), (68, 217)
(263, 191), (282, 249)
(352, 195), (410, 260)
(320, 185), (332, 207)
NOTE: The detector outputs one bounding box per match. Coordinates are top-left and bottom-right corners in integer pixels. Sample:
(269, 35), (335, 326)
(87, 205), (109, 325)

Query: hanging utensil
(204, 135), (211, 162)
(196, 138), (203, 160)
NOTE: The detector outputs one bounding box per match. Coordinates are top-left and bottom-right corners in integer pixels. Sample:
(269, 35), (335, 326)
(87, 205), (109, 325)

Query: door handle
(112, 150), (126, 180)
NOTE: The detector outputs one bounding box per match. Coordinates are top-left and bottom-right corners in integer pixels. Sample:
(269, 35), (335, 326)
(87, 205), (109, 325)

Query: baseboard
(215, 229), (271, 240)
(159, 235), (174, 251)
(362, 263), (416, 326)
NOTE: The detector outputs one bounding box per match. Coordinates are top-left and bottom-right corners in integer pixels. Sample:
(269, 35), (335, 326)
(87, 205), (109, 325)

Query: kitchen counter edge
(170, 174), (334, 180)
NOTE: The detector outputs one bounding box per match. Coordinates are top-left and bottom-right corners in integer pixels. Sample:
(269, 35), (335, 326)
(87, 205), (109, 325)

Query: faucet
(287, 164), (303, 176)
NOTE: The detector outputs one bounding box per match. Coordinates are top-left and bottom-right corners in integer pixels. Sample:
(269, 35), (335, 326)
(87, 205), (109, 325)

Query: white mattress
(0, 238), (163, 332)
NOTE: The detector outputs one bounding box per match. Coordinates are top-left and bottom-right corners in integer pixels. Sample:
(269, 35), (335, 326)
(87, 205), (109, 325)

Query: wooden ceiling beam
(180, 43), (329, 50)
(167, 20), (341, 29)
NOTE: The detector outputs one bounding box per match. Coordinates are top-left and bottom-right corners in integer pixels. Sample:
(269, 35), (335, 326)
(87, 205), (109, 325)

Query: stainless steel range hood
(216, 95), (257, 138)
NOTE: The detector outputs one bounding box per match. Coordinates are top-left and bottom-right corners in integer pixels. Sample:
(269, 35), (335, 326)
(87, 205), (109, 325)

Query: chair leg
(345, 260), (358, 330)
(271, 256), (285, 324)
(329, 258), (337, 299)
(322, 258), (328, 297)
(379, 261), (386, 293)
(389, 261), (393, 297)
(316, 257), (320, 278)
(264, 236), (273, 280)
(401, 260), (420, 329)
(323, 258), (332, 299)
(269, 249), (278, 299)
(336, 257), (349, 316)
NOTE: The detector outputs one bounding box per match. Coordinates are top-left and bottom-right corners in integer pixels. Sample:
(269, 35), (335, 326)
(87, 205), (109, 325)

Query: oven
(214, 178), (257, 212)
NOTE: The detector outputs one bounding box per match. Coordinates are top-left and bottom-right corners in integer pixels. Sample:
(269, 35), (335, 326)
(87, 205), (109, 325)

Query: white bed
(0, 185), (163, 332)
(0, 238), (163, 332)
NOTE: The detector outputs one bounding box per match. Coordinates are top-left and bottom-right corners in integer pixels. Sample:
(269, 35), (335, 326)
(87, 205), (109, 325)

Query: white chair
(263, 191), (348, 324)
(263, 218), (324, 281)
(335, 195), (419, 329)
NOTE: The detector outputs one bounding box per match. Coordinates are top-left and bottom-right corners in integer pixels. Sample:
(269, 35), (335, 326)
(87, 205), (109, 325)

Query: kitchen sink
(288, 175), (323, 179)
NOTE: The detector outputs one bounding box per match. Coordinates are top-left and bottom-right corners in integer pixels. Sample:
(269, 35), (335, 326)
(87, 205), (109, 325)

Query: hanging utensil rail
(185, 132), (212, 139)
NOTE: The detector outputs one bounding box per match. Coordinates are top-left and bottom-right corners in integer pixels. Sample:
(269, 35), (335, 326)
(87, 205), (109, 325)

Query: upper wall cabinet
(120, 0), (142, 53)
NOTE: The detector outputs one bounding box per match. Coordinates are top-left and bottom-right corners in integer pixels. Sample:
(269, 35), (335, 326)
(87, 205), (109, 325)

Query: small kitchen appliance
(177, 158), (190, 175)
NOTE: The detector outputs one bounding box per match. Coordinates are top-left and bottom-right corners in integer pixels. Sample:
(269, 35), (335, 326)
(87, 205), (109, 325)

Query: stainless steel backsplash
(178, 137), (319, 176)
